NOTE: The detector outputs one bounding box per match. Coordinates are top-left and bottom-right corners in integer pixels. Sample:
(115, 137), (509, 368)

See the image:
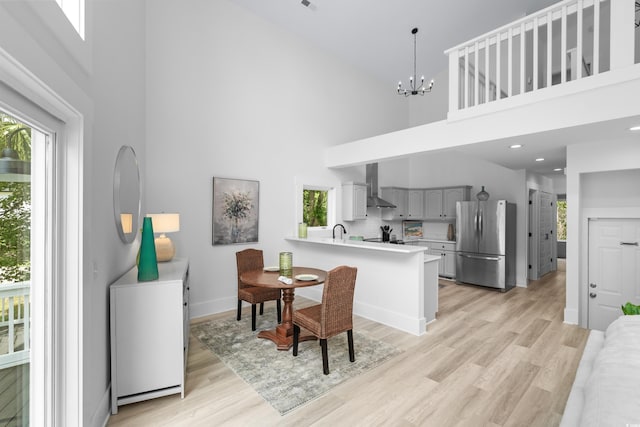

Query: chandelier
(397, 27), (433, 96)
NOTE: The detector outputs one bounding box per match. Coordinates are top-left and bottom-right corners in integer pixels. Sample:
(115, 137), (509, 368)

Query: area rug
(192, 307), (402, 415)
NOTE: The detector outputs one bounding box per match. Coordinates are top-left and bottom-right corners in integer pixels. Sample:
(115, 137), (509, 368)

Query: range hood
(366, 163), (396, 208)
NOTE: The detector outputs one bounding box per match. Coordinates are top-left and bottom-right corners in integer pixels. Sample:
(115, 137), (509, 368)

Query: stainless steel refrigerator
(456, 200), (516, 291)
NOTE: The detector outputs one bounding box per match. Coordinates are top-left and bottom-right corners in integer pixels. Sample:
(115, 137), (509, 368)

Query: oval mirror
(113, 145), (141, 244)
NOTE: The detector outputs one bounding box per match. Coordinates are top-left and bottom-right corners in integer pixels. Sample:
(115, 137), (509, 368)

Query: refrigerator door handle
(458, 253), (501, 262)
(474, 209), (479, 232)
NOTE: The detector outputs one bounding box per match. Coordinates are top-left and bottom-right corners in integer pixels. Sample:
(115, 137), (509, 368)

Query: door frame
(538, 190), (557, 277)
(580, 208), (640, 327)
(0, 47), (84, 426)
(528, 188), (540, 281)
(587, 217), (640, 330)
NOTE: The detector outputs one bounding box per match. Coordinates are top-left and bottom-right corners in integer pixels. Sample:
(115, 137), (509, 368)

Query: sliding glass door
(0, 108), (54, 427)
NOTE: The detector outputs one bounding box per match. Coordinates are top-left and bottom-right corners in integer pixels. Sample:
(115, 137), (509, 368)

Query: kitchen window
(300, 184), (336, 230)
(303, 188), (328, 227)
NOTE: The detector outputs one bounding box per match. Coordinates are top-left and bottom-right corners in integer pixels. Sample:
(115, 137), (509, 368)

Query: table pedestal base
(257, 328), (316, 351)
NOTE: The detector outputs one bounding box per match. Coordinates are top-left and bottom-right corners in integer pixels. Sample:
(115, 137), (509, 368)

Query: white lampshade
(146, 213), (180, 262)
(146, 213), (180, 234)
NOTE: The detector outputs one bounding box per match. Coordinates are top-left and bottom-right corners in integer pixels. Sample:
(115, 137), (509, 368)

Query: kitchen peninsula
(285, 237), (440, 336)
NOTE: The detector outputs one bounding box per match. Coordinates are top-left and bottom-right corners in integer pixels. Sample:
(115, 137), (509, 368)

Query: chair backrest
(320, 265), (357, 337)
(236, 249), (264, 290)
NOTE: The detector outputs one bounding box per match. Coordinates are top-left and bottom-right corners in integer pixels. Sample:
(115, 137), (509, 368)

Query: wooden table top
(240, 266), (326, 289)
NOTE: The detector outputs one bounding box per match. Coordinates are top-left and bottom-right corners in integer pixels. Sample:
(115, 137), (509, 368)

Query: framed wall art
(212, 177), (259, 245)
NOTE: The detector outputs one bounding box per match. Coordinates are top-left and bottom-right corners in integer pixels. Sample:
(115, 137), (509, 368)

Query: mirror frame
(113, 145), (141, 244)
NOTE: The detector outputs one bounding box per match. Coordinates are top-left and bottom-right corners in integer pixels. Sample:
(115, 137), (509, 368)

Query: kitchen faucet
(332, 223), (347, 240)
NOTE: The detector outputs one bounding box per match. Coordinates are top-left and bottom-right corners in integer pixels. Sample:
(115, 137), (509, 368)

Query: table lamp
(146, 213), (180, 262)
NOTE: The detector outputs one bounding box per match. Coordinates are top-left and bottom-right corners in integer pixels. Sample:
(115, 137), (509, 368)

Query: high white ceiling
(229, 0), (640, 177)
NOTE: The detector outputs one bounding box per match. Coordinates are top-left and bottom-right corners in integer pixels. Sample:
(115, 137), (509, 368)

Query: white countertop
(286, 237), (439, 258)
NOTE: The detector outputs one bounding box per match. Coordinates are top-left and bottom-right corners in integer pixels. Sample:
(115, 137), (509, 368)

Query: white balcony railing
(0, 281), (31, 369)
(445, 0), (637, 114)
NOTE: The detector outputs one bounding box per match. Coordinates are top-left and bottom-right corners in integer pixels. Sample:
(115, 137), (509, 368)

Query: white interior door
(588, 218), (640, 331)
(538, 191), (554, 277)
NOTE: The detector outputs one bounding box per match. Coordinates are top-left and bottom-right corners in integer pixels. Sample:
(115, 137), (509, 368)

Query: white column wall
(566, 139), (640, 326)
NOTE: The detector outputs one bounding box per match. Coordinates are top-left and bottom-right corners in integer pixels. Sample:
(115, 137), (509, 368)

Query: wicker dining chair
(236, 249), (282, 331)
(292, 265), (357, 375)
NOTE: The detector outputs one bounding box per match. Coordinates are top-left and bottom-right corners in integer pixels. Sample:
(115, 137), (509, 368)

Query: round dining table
(240, 266), (326, 350)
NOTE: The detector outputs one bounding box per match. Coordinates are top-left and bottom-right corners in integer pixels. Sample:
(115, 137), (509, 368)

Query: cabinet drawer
(426, 241), (456, 251)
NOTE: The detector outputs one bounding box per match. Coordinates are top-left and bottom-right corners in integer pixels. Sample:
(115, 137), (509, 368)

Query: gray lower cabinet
(110, 258), (190, 414)
(406, 240), (456, 278)
(425, 241), (456, 278)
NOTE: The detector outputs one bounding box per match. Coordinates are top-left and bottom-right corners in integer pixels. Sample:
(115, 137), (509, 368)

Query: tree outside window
(303, 189), (327, 227)
(0, 113), (31, 284)
(557, 200), (567, 241)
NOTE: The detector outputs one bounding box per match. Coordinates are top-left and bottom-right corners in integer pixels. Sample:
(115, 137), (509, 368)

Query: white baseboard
(91, 385), (111, 427)
(564, 307), (579, 324)
(189, 296), (236, 319)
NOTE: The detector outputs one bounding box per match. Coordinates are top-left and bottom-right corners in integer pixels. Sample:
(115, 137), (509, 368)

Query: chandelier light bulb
(397, 27), (434, 97)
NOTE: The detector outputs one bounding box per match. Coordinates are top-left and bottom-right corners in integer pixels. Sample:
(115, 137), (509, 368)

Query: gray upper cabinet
(424, 189), (444, 220)
(425, 186), (471, 220)
(380, 187), (408, 220)
(407, 190), (424, 219)
(382, 185), (470, 221)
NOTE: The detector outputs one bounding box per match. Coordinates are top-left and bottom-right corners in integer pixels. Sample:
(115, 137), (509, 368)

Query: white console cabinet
(110, 258), (190, 414)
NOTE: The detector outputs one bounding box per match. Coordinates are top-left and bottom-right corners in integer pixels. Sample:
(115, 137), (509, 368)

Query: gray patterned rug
(192, 306), (402, 415)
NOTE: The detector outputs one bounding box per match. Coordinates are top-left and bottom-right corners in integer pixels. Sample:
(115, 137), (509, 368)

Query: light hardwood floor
(108, 259), (588, 427)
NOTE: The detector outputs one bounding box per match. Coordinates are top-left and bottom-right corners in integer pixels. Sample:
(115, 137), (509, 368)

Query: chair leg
(237, 300), (242, 321)
(259, 302), (264, 315)
(293, 325), (300, 356)
(276, 299), (282, 323)
(320, 339), (329, 375)
(251, 304), (257, 331)
(347, 330), (355, 362)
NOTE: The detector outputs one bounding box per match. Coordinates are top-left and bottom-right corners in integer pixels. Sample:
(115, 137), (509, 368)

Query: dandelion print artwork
(212, 177), (259, 245)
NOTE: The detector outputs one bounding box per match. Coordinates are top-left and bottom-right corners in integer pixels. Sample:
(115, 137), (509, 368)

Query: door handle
(620, 242), (639, 246)
(458, 253), (500, 261)
(589, 283), (596, 288)
(589, 293), (597, 298)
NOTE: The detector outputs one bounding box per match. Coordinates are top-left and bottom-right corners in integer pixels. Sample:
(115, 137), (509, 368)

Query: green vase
(138, 217), (159, 281)
(279, 252), (292, 278)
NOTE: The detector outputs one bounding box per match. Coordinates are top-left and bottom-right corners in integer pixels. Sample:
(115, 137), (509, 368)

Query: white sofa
(561, 315), (640, 426)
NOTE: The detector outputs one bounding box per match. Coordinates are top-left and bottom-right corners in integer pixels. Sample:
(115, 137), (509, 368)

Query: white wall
(552, 174), (567, 195)
(88, 2), (146, 425)
(566, 139), (640, 326)
(144, 0), (409, 319)
(409, 67), (449, 127)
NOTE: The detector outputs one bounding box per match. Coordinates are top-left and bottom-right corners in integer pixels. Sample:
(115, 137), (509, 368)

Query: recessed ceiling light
(554, 168), (563, 171)
(509, 144), (523, 149)
(535, 158), (544, 162)
(630, 126), (640, 131)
